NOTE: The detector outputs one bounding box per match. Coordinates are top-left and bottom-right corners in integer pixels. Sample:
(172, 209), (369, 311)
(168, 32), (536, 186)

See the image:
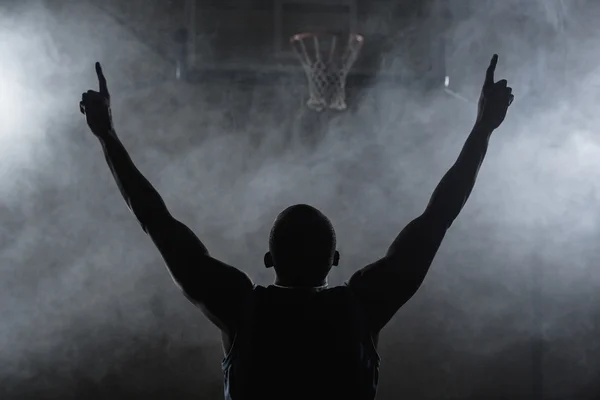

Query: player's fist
(80, 62), (113, 137)
(476, 54), (514, 130)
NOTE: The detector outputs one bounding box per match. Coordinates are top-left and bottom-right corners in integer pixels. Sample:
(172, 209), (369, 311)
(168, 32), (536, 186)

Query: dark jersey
(222, 285), (380, 400)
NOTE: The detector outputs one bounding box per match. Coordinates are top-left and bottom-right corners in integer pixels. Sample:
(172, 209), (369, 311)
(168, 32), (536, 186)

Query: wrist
(95, 128), (117, 141)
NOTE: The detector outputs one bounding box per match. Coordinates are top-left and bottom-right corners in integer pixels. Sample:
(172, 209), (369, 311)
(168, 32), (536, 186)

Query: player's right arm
(79, 63), (254, 335)
(348, 55), (514, 333)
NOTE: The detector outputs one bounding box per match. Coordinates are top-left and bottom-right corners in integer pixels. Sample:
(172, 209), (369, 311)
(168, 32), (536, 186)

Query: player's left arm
(348, 55), (514, 333)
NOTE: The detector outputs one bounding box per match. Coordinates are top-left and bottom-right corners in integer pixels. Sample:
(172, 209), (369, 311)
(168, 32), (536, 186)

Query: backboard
(181, 0), (446, 88)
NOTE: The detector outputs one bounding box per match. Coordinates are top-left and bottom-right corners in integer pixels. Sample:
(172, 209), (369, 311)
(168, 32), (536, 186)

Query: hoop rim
(290, 31), (364, 44)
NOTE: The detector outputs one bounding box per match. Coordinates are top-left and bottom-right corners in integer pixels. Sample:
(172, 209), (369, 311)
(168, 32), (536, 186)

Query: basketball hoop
(290, 31), (364, 112)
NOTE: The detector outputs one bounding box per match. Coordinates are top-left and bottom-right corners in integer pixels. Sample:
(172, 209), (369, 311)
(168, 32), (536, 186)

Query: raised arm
(349, 55), (514, 333)
(79, 63), (253, 335)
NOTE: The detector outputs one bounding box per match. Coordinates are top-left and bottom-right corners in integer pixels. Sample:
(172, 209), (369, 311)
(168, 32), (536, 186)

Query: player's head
(264, 204), (340, 287)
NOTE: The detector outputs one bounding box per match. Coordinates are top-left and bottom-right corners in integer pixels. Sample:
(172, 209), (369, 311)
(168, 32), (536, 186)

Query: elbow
(137, 207), (172, 235)
(422, 205), (456, 231)
(127, 190), (170, 226)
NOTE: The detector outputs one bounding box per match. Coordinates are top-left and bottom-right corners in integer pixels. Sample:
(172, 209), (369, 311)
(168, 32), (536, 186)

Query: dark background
(0, 0), (599, 399)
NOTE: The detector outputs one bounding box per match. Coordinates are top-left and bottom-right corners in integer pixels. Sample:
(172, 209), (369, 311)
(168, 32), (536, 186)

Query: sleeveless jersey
(222, 284), (380, 400)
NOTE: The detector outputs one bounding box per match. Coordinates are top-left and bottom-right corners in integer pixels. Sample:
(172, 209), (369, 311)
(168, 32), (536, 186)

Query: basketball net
(291, 32), (364, 112)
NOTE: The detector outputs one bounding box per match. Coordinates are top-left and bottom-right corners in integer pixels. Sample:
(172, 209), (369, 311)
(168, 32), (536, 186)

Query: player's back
(222, 284), (380, 400)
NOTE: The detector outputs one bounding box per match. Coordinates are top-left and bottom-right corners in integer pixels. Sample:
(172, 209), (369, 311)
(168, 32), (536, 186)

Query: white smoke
(0, 0), (598, 399)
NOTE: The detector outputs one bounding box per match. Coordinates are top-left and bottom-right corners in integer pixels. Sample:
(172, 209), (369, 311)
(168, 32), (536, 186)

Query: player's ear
(332, 250), (340, 267)
(264, 252), (274, 268)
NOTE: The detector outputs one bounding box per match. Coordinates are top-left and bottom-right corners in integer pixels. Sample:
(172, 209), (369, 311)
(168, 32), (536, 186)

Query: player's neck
(273, 279), (328, 290)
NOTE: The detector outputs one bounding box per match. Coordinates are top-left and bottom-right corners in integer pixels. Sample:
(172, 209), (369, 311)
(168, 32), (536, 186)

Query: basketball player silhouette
(80, 55), (513, 400)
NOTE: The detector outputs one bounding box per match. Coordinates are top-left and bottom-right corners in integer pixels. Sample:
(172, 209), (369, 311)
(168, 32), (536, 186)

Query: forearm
(425, 123), (494, 227)
(98, 130), (168, 223)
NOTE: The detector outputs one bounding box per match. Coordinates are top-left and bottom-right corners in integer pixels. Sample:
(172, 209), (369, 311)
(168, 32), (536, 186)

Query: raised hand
(80, 62), (113, 136)
(476, 54), (514, 130)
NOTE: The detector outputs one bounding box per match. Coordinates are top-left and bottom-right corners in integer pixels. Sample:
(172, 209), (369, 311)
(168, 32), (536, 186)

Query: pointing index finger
(485, 54), (498, 87)
(95, 62), (109, 97)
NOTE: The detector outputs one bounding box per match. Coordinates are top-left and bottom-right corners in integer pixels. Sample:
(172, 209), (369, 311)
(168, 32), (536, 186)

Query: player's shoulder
(325, 284), (353, 295)
(328, 283), (361, 300)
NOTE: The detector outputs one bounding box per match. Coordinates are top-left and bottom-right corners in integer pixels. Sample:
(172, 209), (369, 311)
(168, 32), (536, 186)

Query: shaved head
(267, 204), (338, 286)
